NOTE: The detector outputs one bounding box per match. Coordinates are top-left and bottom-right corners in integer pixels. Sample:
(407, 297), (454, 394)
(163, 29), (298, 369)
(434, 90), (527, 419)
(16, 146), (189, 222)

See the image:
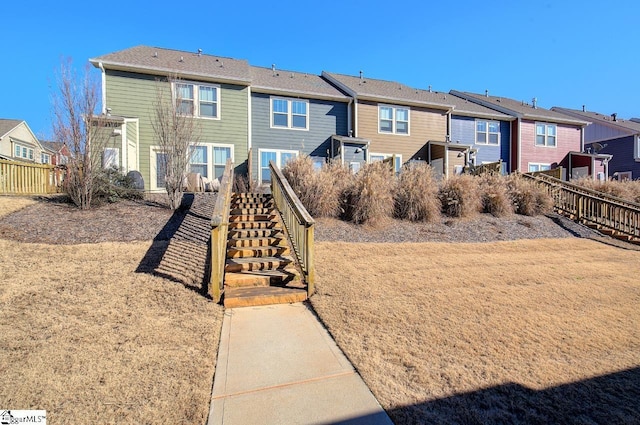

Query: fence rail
(269, 160), (316, 296)
(465, 160), (502, 176)
(0, 159), (63, 194)
(524, 173), (640, 241)
(209, 159), (234, 302)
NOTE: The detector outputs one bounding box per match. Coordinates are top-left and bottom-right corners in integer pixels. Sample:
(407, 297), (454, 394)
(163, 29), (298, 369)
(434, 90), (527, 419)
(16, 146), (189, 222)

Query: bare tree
(52, 58), (112, 209)
(151, 76), (201, 210)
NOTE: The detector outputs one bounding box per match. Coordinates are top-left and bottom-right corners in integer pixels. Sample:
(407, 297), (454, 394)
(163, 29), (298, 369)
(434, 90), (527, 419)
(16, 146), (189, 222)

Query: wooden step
(228, 237), (287, 248)
(224, 268), (302, 288)
(225, 256), (294, 273)
(229, 214), (275, 222)
(233, 194), (272, 203)
(227, 245), (290, 258)
(230, 207), (273, 215)
(228, 228), (283, 239)
(224, 286), (307, 308)
(228, 220), (281, 230)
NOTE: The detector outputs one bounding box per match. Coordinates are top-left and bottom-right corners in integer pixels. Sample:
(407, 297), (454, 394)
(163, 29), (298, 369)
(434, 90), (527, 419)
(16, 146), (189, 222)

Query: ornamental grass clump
(478, 174), (513, 217)
(438, 174), (482, 218)
(343, 161), (395, 225)
(394, 162), (441, 222)
(573, 178), (640, 204)
(507, 174), (553, 216)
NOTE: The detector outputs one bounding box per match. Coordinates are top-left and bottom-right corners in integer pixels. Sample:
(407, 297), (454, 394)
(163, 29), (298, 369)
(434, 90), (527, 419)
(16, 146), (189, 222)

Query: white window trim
(269, 97), (309, 131)
(370, 152), (403, 172)
(617, 171), (632, 181)
(258, 148), (299, 183)
(189, 143), (235, 180)
(172, 81), (221, 120)
(14, 143), (35, 161)
(535, 122), (557, 148)
(150, 146), (166, 192)
(475, 120), (501, 146)
(41, 153), (51, 164)
(635, 136), (640, 161)
(378, 104), (410, 136)
(528, 163), (552, 172)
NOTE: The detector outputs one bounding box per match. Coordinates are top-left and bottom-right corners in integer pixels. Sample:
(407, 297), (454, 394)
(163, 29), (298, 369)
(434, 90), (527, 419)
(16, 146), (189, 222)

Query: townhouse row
(86, 45), (636, 192)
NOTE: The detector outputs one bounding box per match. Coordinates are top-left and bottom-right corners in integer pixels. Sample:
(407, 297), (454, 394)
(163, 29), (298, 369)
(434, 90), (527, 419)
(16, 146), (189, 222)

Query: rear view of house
(0, 119), (49, 164)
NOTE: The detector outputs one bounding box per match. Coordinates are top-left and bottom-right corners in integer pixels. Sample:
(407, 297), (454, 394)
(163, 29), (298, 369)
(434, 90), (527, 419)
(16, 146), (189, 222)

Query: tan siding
(1, 123), (43, 162)
(447, 150), (465, 176)
(105, 71), (248, 190)
(356, 100), (447, 163)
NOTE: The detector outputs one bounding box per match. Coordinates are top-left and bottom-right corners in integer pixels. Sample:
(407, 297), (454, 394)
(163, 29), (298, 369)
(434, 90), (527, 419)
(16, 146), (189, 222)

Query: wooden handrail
(269, 160), (316, 296)
(524, 173), (640, 240)
(209, 158), (234, 302)
(0, 159), (63, 194)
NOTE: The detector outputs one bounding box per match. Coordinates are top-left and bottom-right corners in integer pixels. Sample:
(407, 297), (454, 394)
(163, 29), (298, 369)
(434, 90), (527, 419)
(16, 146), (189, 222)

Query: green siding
(104, 70), (248, 190)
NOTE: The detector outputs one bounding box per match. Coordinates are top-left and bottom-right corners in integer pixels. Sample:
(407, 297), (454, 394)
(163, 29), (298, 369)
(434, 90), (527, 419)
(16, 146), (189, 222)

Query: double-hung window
(528, 163), (551, 172)
(189, 144), (233, 179)
(41, 153), (51, 164)
(535, 123), (557, 147)
(379, 105), (409, 135)
(635, 136), (640, 161)
(175, 82), (220, 118)
(259, 149), (299, 182)
(476, 120), (500, 145)
(271, 98), (308, 130)
(14, 143), (34, 161)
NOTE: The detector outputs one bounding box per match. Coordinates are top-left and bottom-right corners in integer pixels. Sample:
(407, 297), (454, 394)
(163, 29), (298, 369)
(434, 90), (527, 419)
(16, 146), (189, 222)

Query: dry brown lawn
(0, 196), (36, 218)
(312, 239), (640, 424)
(0, 238), (223, 424)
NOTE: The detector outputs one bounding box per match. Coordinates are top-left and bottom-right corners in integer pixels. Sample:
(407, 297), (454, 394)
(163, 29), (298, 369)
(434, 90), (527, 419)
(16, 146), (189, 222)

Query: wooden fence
(465, 160), (502, 176)
(524, 173), (640, 241)
(0, 159), (63, 194)
(209, 159), (234, 302)
(269, 160), (316, 296)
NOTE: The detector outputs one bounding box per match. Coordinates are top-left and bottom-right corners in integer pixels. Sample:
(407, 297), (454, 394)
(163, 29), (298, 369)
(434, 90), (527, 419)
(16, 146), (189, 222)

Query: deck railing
(269, 160), (316, 296)
(209, 159), (234, 302)
(0, 159), (63, 194)
(524, 173), (640, 240)
(465, 160), (503, 176)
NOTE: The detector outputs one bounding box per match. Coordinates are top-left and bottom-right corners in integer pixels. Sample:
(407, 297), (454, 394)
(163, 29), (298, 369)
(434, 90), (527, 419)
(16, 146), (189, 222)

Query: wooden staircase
(223, 193), (308, 308)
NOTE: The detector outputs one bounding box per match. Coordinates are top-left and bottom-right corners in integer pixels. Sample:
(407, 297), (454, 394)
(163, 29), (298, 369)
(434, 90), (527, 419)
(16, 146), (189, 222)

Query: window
(528, 163), (551, 172)
(476, 120), (500, 145)
(379, 105), (409, 135)
(41, 153), (51, 164)
(156, 152), (168, 188)
(271, 98), (308, 130)
(617, 171), (632, 181)
(189, 144), (233, 179)
(103, 148), (119, 169)
(259, 149), (298, 183)
(535, 123), (557, 147)
(635, 136), (640, 161)
(174, 82), (219, 118)
(14, 143), (34, 161)
(370, 153), (402, 173)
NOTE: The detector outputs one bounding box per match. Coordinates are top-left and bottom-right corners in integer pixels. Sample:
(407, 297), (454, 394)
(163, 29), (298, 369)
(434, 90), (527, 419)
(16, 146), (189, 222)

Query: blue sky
(2, 0), (639, 139)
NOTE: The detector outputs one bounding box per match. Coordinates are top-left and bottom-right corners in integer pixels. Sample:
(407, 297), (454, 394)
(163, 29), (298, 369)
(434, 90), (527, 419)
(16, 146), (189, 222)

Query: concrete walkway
(208, 302), (393, 425)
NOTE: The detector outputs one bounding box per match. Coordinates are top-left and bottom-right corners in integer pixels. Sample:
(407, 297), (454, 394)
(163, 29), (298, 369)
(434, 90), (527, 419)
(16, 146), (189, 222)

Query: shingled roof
(250, 66), (348, 101)
(551, 107), (640, 134)
(322, 72), (453, 110)
(0, 119), (23, 138)
(450, 91), (589, 126)
(90, 45), (252, 85)
(446, 94), (513, 121)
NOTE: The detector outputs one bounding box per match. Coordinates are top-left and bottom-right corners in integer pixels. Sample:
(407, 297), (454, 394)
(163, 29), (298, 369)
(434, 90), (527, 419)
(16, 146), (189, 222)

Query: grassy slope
(0, 196), (36, 218)
(312, 239), (640, 423)
(0, 239), (223, 424)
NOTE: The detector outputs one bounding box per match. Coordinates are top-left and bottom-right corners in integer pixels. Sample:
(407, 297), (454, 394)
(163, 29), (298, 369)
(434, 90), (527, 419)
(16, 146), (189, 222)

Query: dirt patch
(311, 239), (640, 424)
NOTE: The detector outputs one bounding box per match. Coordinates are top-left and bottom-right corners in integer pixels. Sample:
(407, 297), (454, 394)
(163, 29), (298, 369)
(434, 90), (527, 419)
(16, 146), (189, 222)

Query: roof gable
(250, 66), (348, 101)
(0, 119), (23, 139)
(322, 71), (453, 110)
(90, 45), (252, 85)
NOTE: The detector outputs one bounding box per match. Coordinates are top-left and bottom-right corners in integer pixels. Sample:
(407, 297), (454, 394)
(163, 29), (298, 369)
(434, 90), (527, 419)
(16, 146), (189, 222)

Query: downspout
(98, 62), (106, 114)
(580, 125), (585, 153)
(353, 98), (359, 137)
(446, 110), (452, 141)
(346, 98), (352, 137)
(517, 118), (522, 172)
(247, 86), (252, 179)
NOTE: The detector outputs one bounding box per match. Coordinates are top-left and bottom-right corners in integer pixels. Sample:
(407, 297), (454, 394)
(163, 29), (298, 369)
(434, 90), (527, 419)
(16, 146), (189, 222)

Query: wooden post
(306, 224), (315, 296)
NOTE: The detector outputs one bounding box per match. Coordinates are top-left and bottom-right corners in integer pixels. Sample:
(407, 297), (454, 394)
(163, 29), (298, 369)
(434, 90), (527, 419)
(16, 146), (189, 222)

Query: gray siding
(585, 122), (629, 142)
(587, 135), (640, 179)
(451, 115), (509, 167)
(250, 93), (348, 177)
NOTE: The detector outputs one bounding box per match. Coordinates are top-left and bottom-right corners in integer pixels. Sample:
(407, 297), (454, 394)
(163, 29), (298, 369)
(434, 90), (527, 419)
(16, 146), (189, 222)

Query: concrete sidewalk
(207, 302), (393, 425)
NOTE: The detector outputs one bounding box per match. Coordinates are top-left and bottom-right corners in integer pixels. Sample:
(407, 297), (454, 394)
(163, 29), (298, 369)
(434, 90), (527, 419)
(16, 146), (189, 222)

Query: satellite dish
(592, 142), (604, 153)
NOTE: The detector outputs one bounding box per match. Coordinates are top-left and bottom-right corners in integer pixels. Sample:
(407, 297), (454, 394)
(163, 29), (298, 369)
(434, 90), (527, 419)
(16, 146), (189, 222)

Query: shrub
(282, 156), (352, 218)
(343, 161), (395, 225)
(92, 167), (143, 205)
(394, 162), (440, 222)
(573, 178), (640, 204)
(507, 174), (553, 216)
(438, 174), (482, 218)
(478, 174), (513, 217)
